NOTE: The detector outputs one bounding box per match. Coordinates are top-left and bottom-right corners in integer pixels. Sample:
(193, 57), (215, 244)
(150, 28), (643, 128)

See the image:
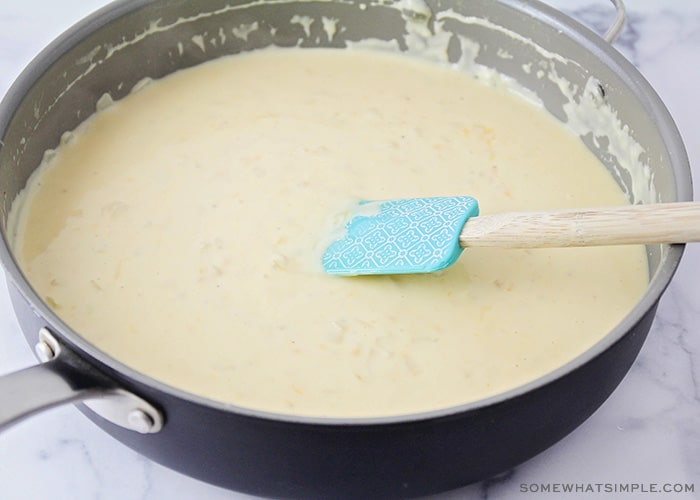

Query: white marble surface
(0, 1), (699, 499)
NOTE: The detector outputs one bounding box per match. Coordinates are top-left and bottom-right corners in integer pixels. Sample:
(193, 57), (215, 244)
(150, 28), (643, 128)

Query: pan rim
(0, 0), (690, 427)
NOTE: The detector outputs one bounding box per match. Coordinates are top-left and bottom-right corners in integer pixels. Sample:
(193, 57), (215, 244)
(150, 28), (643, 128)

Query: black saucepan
(0, 1), (690, 498)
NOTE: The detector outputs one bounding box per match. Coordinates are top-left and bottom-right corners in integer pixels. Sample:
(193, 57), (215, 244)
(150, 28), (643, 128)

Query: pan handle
(0, 327), (162, 434)
(603, 0), (626, 44)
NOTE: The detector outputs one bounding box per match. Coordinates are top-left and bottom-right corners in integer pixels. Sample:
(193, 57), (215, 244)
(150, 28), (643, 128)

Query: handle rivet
(127, 409), (155, 434)
(35, 327), (61, 363)
(34, 340), (55, 362)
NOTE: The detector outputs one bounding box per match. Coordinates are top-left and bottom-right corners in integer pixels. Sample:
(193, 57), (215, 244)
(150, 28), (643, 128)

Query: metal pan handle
(0, 327), (162, 434)
(604, 0), (626, 44)
(560, 0), (626, 44)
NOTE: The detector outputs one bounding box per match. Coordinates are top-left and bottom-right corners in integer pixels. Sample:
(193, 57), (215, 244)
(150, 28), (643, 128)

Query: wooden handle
(460, 201), (700, 248)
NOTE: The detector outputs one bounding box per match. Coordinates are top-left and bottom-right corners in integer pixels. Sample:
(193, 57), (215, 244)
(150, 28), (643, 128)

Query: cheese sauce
(10, 49), (648, 417)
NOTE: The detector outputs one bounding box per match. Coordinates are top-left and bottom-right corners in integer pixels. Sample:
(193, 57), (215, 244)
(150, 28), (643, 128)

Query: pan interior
(0, 0), (688, 420)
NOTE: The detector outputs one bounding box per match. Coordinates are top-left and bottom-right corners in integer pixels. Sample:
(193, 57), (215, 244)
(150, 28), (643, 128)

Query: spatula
(321, 196), (700, 276)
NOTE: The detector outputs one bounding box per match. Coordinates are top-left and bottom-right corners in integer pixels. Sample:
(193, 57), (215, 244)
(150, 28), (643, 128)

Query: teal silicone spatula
(321, 197), (700, 276)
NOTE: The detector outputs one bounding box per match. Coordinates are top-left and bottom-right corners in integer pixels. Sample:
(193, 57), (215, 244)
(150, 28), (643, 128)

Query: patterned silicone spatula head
(322, 196), (479, 276)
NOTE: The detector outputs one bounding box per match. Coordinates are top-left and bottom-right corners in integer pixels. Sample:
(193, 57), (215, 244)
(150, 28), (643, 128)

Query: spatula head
(322, 196), (479, 276)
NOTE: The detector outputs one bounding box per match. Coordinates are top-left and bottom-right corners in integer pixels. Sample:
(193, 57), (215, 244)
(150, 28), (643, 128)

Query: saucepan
(0, 0), (690, 498)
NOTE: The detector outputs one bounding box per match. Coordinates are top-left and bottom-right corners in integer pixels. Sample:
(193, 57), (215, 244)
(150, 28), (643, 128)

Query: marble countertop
(0, 1), (698, 499)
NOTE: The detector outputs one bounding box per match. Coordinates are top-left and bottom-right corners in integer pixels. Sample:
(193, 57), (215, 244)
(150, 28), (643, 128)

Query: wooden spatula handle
(460, 201), (700, 248)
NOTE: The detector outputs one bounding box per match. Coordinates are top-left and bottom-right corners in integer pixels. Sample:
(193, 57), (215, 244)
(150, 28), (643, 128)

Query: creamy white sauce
(290, 14), (315, 38)
(9, 48), (648, 417)
(321, 17), (340, 42)
(232, 21), (259, 42)
(11, 0), (653, 215)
